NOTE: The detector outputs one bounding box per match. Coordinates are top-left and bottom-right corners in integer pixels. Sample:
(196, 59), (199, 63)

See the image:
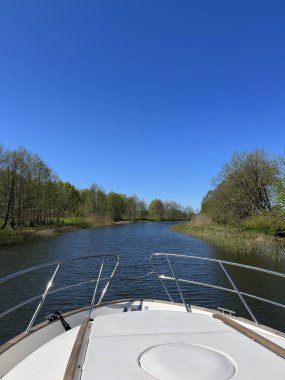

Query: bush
(242, 213), (285, 233)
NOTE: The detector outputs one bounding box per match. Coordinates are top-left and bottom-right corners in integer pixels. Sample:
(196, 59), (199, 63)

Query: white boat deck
(82, 310), (285, 379)
(2, 305), (285, 380)
(2, 326), (80, 380)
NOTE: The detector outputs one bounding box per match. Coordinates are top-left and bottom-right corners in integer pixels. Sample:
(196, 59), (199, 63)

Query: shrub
(242, 213), (285, 233)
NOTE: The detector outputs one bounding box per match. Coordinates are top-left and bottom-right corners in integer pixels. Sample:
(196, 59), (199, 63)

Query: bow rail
(150, 253), (285, 325)
(1, 253), (285, 332)
(0, 254), (119, 333)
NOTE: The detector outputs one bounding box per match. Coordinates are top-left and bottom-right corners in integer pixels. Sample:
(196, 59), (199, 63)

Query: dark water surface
(0, 222), (285, 344)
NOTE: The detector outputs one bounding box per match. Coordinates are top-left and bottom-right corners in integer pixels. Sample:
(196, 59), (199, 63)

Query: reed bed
(172, 222), (285, 256)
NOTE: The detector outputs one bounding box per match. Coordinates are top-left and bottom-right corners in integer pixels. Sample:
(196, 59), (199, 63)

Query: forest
(0, 145), (193, 230)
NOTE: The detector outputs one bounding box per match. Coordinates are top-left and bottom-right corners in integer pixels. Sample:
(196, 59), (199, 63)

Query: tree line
(201, 149), (285, 226)
(82, 186), (193, 222)
(0, 145), (193, 229)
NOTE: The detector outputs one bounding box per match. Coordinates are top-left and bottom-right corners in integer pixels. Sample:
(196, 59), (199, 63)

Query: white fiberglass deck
(2, 304), (285, 380)
(2, 326), (80, 380)
(82, 310), (285, 380)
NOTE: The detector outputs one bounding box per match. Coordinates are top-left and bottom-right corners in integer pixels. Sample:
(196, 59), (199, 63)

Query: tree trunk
(1, 172), (15, 229)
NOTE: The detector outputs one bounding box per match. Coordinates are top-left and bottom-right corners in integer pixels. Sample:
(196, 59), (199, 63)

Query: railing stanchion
(219, 262), (258, 325)
(97, 256), (120, 305)
(88, 257), (105, 318)
(25, 264), (60, 333)
(150, 255), (174, 303)
(166, 255), (191, 312)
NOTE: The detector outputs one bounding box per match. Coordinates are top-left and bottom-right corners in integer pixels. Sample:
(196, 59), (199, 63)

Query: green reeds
(172, 222), (285, 256)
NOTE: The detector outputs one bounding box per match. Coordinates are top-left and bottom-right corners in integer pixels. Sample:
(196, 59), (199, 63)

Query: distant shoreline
(0, 218), (112, 247)
(0, 218), (184, 247)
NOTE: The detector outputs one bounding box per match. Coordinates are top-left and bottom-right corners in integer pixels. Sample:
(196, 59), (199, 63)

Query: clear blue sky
(1, 1), (284, 210)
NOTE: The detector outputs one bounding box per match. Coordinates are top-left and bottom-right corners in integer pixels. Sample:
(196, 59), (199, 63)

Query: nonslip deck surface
(2, 326), (80, 380)
(2, 310), (285, 380)
(81, 311), (285, 380)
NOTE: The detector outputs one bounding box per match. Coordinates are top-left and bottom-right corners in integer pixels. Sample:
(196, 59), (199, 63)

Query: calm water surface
(0, 222), (285, 343)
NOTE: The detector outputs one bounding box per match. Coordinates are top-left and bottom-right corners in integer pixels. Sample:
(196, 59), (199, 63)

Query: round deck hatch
(139, 343), (235, 380)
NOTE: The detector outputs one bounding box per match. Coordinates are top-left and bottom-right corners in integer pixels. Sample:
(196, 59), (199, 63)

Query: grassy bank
(0, 216), (116, 247)
(172, 217), (285, 255)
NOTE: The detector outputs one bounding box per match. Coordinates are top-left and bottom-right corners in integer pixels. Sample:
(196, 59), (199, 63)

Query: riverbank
(0, 216), (117, 247)
(172, 221), (285, 255)
(0, 217), (189, 247)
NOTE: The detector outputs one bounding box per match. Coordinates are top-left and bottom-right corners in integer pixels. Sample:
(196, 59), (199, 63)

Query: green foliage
(84, 184), (108, 216)
(242, 213), (285, 233)
(274, 156), (285, 209)
(172, 221), (285, 256)
(63, 216), (90, 228)
(202, 149), (285, 227)
(0, 144), (194, 231)
(78, 186), (191, 223)
(148, 199), (165, 220)
(164, 201), (190, 220)
(107, 192), (126, 221)
(125, 196), (140, 221)
(0, 145), (81, 229)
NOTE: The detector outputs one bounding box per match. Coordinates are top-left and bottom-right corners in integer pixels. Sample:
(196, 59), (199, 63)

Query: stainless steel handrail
(151, 253), (285, 278)
(219, 261), (258, 324)
(166, 255), (190, 312)
(0, 254), (117, 285)
(88, 257), (105, 318)
(0, 254), (120, 333)
(1, 252), (284, 331)
(97, 257), (121, 305)
(0, 277), (109, 320)
(158, 275), (285, 309)
(150, 253), (285, 324)
(0, 268), (150, 321)
(25, 264), (60, 333)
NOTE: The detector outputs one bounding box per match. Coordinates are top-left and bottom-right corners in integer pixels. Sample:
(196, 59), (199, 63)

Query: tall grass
(172, 216), (285, 255)
(0, 224), (81, 246)
(0, 216), (115, 246)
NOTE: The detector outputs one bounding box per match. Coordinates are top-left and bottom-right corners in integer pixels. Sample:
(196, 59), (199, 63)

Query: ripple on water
(0, 221), (284, 344)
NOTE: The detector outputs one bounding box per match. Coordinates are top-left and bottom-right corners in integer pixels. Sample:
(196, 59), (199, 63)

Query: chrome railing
(1, 253), (284, 332)
(0, 254), (119, 333)
(150, 253), (285, 325)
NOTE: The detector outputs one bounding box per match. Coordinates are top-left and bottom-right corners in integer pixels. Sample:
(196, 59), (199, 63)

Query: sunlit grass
(172, 222), (285, 256)
(0, 216), (114, 246)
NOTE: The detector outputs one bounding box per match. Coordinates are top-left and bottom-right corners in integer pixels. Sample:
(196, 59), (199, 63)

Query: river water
(0, 222), (284, 344)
